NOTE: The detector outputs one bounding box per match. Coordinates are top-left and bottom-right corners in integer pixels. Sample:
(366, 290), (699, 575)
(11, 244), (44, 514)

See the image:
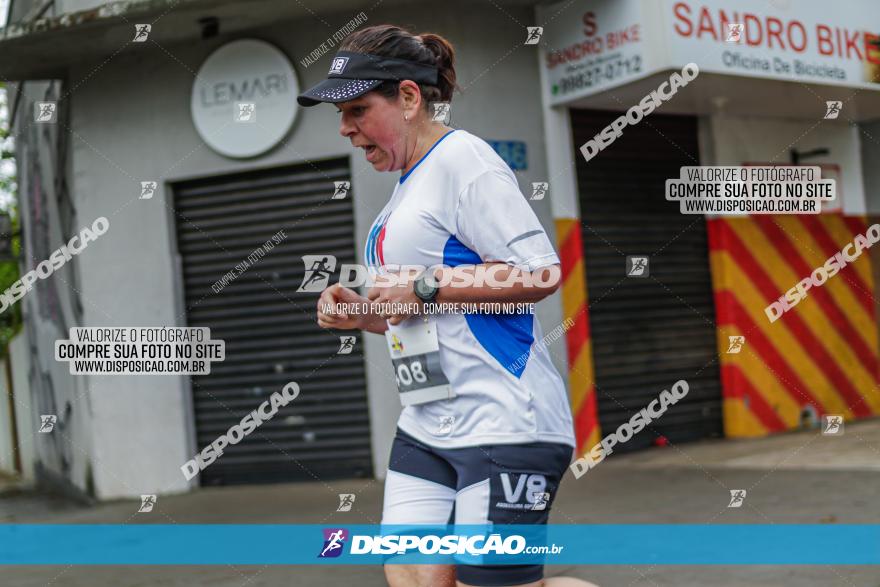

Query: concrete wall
(58, 0), (108, 13)
(0, 331), (38, 482)
(15, 0), (164, 21)
(0, 357), (14, 474)
(6, 0), (36, 23)
(8, 330), (35, 482)
(860, 124), (880, 371)
(706, 114), (867, 214)
(861, 121), (880, 215)
(64, 0), (557, 495)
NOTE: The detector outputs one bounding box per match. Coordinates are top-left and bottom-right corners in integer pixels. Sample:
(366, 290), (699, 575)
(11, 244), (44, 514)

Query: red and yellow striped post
(556, 218), (601, 453)
(708, 214), (880, 436)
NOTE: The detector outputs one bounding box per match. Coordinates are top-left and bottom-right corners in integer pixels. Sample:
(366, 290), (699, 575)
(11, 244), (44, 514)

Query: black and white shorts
(381, 428), (574, 586)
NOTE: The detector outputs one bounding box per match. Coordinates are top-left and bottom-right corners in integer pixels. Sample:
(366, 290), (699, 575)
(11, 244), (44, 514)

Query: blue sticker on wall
(487, 140), (527, 171)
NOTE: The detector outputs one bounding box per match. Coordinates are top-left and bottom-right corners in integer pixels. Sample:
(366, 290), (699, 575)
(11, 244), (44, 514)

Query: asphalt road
(2, 420), (878, 586)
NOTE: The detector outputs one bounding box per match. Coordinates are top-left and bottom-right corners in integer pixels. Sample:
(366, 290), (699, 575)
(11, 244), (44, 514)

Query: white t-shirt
(364, 129), (575, 449)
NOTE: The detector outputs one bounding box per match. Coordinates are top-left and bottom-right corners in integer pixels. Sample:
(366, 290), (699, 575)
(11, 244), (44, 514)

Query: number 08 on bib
(385, 319), (454, 406)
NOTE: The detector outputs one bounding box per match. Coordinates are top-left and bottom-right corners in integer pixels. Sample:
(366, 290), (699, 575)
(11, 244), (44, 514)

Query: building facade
(0, 0), (877, 500)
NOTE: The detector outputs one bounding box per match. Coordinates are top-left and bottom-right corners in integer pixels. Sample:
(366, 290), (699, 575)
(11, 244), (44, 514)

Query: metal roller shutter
(171, 158), (372, 485)
(571, 109), (723, 450)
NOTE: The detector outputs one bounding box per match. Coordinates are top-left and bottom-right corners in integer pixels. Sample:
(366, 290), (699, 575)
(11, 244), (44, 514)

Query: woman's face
(337, 90), (411, 172)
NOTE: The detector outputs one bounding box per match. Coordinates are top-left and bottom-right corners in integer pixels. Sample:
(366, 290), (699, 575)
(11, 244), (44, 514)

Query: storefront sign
(539, 0), (880, 106)
(539, 0), (649, 105)
(191, 39), (299, 158)
(669, 0), (880, 89)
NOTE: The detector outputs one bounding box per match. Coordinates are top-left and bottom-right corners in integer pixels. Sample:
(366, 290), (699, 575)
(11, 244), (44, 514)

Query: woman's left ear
(398, 80), (422, 113)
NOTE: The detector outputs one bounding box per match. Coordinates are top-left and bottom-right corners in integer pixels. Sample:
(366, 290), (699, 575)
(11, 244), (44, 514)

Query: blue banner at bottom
(0, 525), (877, 565)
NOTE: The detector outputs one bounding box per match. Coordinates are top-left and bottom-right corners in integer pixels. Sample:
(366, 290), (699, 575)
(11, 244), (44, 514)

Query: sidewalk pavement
(1, 419), (879, 586)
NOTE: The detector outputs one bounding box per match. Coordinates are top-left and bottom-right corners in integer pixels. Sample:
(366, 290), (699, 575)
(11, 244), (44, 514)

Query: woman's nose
(339, 115), (356, 138)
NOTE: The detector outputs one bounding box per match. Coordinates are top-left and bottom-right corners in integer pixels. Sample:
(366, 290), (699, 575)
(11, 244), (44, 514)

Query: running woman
(302, 24), (597, 587)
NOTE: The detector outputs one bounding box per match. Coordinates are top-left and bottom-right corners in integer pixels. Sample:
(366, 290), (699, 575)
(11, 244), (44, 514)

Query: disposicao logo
(319, 528), (348, 558)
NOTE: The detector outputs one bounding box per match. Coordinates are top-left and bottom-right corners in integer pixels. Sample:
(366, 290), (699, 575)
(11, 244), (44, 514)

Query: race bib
(385, 318), (454, 406)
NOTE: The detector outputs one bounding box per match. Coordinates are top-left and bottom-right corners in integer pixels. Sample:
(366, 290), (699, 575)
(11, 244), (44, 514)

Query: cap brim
(297, 78), (383, 107)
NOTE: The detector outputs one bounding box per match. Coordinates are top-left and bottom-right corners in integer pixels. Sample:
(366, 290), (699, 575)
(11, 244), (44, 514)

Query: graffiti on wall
(19, 82), (82, 489)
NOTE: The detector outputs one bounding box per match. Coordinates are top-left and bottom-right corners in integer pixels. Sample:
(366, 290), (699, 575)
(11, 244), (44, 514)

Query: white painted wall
(8, 331), (34, 482)
(706, 114), (866, 214)
(0, 358), (14, 474)
(861, 121), (880, 215)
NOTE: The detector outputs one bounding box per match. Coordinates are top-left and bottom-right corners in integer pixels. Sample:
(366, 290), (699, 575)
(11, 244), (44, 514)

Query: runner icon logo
(726, 23), (743, 42)
(431, 102), (451, 124)
(530, 182), (548, 201)
(38, 415), (57, 433)
(298, 255), (338, 292)
(140, 181), (157, 200)
(133, 24), (151, 42)
(726, 336), (745, 354)
(337, 494), (356, 512)
(139, 495), (157, 513)
(338, 336), (356, 354)
(525, 27), (543, 45)
(236, 102), (256, 123)
(825, 101), (842, 119)
(497, 473), (547, 510)
(626, 256), (649, 277)
(319, 528), (348, 558)
(728, 489), (746, 508)
(531, 492), (550, 511)
(35, 102), (57, 123)
(437, 416), (455, 435)
(822, 415), (844, 435)
(333, 181), (350, 199)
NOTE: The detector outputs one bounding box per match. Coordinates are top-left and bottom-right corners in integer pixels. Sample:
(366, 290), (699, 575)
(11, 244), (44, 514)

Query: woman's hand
(316, 283), (366, 330)
(367, 271), (423, 326)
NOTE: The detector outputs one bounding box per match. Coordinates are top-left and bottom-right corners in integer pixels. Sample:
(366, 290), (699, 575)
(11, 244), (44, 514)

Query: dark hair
(339, 24), (458, 106)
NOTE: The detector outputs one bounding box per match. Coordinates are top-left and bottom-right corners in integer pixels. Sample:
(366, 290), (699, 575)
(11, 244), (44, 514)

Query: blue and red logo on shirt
(365, 213), (389, 270)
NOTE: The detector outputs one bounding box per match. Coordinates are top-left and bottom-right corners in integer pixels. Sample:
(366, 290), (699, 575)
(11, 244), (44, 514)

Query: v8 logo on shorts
(496, 472), (547, 510)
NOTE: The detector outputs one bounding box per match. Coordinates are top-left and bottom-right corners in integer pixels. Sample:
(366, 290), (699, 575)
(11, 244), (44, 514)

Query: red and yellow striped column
(707, 214), (880, 437)
(556, 218), (601, 453)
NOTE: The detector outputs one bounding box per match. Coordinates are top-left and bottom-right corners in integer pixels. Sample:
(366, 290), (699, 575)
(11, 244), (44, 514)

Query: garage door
(172, 158), (372, 485)
(571, 109), (723, 450)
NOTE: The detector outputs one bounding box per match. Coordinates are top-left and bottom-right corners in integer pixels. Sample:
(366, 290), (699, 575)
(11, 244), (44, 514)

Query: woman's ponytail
(419, 33), (457, 102)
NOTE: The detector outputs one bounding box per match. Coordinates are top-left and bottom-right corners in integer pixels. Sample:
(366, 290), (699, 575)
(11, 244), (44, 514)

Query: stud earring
(404, 114), (409, 121)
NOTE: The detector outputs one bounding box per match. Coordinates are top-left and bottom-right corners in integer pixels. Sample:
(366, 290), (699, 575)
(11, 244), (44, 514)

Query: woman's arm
(366, 263), (561, 325)
(432, 262), (561, 305)
(358, 306), (390, 334)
